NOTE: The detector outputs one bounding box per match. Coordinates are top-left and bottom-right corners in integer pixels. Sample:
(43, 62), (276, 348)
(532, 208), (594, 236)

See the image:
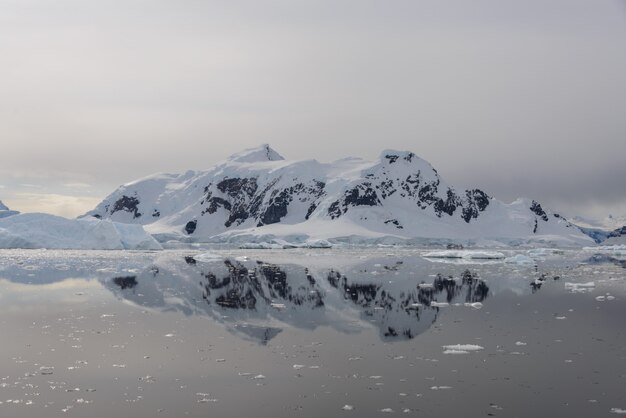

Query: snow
(84, 144), (595, 247)
(422, 250), (505, 259)
(0, 213), (161, 250)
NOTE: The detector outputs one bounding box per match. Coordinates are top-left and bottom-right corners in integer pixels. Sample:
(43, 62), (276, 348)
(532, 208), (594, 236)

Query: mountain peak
(228, 144), (285, 163)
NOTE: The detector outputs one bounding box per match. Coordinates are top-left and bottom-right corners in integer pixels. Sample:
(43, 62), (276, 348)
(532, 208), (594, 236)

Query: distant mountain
(0, 200), (20, 219)
(84, 144), (593, 246)
(570, 215), (626, 244)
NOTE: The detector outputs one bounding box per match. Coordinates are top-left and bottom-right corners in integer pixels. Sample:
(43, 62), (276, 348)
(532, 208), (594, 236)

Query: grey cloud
(1, 0), (625, 220)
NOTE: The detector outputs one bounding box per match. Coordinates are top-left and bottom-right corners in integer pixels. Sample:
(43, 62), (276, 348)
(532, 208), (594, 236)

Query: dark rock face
(608, 226), (626, 239)
(200, 177), (325, 228)
(185, 220), (197, 234)
(461, 189), (490, 223)
(328, 183), (381, 219)
(111, 195), (142, 219)
(530, 200), (549, 222)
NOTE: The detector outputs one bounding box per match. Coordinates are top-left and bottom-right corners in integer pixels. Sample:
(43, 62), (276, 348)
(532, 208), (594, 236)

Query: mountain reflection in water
(104, 255), (490, 343)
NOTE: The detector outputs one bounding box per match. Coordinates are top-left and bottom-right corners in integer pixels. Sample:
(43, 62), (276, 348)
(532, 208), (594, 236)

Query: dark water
(0, 248), (625, 417)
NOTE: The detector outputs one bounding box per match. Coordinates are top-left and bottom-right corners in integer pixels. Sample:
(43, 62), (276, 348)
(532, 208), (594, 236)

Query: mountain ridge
(84, 144), (593, 247)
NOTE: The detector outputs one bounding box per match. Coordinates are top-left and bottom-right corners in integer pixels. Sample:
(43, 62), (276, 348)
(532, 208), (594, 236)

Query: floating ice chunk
(423, 250), (505, 260)
(40, 366), (54, 375)
(565, 282), (595, 288)
(596, 296), (606, 301)
(380, 408), (394, 413)
(504, 254), (535, 264)
(342, 405), (354, 411)
(564, 282), (595, 293)
(430, 386), (453, 390)
(293, 364), (305, 370)
(431, 302), (449, 308)
(270, 303), (286, 309)
(515, 341), (527, 346)
(443, 349), (469, 355)
(610, 408), (626, 414)
(253, 374), (266, 379)
(464, 302), (483, 309)
(442, 344), (484, 352)
(193, 252), (222, 262)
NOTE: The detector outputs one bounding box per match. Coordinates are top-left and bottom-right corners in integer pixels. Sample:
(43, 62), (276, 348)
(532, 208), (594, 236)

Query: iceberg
(0, 213), (162, 250)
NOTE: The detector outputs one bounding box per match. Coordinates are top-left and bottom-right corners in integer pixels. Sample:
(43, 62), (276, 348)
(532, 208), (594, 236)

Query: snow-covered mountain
(84, 144), (593, 247)
(570, 215), (626, 245)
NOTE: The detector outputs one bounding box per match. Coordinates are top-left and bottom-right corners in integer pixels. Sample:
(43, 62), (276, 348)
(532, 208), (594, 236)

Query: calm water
(0, 248), (625, 417)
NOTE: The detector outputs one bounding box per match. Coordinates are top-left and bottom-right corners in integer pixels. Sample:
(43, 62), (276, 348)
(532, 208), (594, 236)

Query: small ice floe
(369, 376), (383, 380)
(422, 250), (505, 260)
(192, 252), (222, 262)
(270, 303), (286, 309)
(610, 408), (626, 414)
(292, 364), (305, 370)
(430, 386), (453, 390)
(348, 356), (363, 361)
(464, 302), (483, 309)
(555, 316), (567, 320)
(504, 254), (535, 265)
(215, 358), (226, 363)
(164, 333), (175, 338)
(442, 344), (484, 355)
(418, 283), (433, 289)
(515, 341), (527, 346)
(527, 248), (564, 258)
(564, 282), (595, 293)
(40, 366), (54, 375)
(380, 408), (394, 413)
(342, 404), (354, 411)
(431, 302), (449, 308)
(253, 374), (266, 380)
(112, 364), (126, 368)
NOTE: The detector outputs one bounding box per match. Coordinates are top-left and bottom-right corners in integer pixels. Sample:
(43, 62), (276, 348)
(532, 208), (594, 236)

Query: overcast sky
(1, 0), (625, 220)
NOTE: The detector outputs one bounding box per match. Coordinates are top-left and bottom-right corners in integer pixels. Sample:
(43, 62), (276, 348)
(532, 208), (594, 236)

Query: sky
(1, 0), (625, 221)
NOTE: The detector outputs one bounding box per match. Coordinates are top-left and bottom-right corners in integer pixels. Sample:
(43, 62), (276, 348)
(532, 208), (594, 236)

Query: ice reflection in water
(103, 255), (491, 342)
(0, 248), (625, 418)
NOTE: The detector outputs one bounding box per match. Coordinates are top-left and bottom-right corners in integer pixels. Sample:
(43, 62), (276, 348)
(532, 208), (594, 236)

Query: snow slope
(0, 200), (20, 219)
(0, 213), (162, 250)
(84, 144), (593, 247)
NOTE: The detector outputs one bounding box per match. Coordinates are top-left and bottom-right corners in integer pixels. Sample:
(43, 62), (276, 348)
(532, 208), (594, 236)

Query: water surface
(0, 248), (624, 417)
